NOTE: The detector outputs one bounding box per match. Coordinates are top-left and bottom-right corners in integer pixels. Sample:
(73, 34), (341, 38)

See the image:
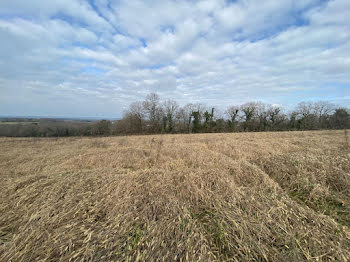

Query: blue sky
(0, 0), (349, 118)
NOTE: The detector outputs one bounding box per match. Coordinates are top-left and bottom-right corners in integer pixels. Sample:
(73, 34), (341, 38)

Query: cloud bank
(0, 0), (349, 118)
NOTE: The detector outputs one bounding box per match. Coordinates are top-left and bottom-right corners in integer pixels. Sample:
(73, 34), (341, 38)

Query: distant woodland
(0, 93), (349, 137)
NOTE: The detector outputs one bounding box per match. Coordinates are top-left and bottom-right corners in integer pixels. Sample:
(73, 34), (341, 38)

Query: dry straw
(0, 131), (349, 261)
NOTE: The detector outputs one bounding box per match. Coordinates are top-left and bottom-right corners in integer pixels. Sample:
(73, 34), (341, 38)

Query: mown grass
(0, 130), (349, 261)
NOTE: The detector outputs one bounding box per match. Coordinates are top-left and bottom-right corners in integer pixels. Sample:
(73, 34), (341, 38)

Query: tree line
(0, 93), (349, 137)
(116, 93), (349, 134)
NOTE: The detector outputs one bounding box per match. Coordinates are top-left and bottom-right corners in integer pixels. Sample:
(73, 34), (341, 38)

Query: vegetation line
(0, 93), (349, 137)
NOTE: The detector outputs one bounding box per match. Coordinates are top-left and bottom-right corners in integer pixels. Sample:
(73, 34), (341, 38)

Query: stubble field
(0, 130), (350, 261)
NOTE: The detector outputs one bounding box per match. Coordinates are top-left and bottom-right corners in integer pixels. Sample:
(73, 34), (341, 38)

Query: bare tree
(225, 106), (240, 122)
(175, 107), (189, 133)
(129, 101), (145, 132)
(295, 101), (318, 130)
(296, 101), (314, 117)
(241, 102), (256, 121)
(267, 106), (284, 130)
(163, 99), (179, 133)
(241, 102), (257, 131)
(314, 101), (334, 117)
(313, 101), (334, 127)
(225, 105), (240, 130)
(255, 102), (269, 131)
(178, 103), (205, 133)
(143, 93), (163, 133)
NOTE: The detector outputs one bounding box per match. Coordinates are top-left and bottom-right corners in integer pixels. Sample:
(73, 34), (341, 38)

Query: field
(0, 130), (350, 261)
(0, 122), (39, 125)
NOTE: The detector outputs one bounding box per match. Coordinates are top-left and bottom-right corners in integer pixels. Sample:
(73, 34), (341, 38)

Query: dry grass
(0, 130), (350, 261)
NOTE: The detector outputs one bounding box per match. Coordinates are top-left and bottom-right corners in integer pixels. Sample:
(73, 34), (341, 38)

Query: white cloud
(0, 0), (349, 117)
(0, 0), (112, 31)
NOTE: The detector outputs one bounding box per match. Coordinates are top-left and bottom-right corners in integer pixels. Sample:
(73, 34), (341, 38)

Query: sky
(0, 0), (349, 118)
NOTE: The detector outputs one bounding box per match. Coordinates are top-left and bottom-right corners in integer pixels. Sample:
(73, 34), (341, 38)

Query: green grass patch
(190, 208), (232, 259)
(289, 182), (350, 228)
